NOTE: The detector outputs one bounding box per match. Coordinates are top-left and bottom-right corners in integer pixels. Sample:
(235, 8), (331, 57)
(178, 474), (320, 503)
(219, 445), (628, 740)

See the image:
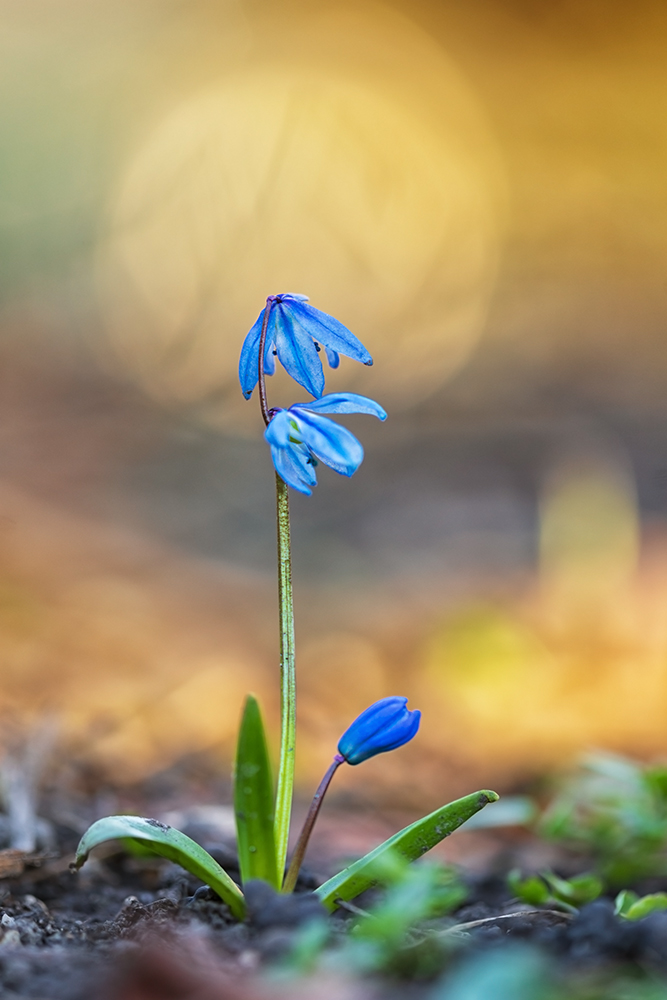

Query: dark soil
(2, 829), (667, 1000)
(1, 765), (666, 1000)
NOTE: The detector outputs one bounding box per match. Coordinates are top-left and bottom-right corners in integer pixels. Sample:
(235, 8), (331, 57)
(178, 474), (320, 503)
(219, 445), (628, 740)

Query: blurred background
(0, 0), (667, 817)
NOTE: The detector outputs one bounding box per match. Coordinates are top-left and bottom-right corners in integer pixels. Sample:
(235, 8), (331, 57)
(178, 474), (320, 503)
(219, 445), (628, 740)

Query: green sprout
(508, 869), (603, 912)
(615, 889), (667, 921)
(72, 294), (498, 919)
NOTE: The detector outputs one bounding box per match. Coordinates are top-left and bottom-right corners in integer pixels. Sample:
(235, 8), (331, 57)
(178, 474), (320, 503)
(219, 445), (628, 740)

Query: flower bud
(337, 697), (421, 765)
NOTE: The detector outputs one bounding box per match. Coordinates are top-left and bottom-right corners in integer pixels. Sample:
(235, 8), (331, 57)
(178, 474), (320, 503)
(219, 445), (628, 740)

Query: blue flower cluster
(239, 294), (384, 493)
(265, 394), (386, 495)
(239, 294), (372, 401)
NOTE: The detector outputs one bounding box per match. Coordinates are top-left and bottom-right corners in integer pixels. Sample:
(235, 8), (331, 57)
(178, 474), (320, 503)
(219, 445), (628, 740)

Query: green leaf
(508, 870), (550, 906)
(565, 872), (604, 902)
(120, 837), (161, 859)
(624, 892), (667, 921)
(234, 694), (279, 888)
(614, 888), (639, 917)
(72, 815), (245, 920)
(542, 871), (603, 906)
(644, 765), (667, 802)
(315, 789), (498, 912)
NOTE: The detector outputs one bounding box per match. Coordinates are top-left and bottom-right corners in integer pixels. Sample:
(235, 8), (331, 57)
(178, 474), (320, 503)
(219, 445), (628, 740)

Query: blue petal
(278, 293), (309, 303)
(296, 393), (387, 419)
(264, 409), (302, 449)
(275, 302), (325, 398)
(270, 442), (317, 495)
(367, 709), (421, 755)
(290, 409), (363, 476)
(238, 310), (263, 399)
(287, 300), (373, 365)
(239, 306), (277, 398)
(264, 335), (276, 376)
(325, 347), (340, 369)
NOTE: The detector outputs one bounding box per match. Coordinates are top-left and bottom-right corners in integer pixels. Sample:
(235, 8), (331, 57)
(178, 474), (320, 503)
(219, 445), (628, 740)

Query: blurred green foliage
(284, 852), (467, 979)
(342, 853), (467, 977)
(428, 946), (667, 1000)
(429, 945), (554, 1000)
(508, 869), (603, 911)
(615, 889), (667, 921)
(540, 753), (667, 886)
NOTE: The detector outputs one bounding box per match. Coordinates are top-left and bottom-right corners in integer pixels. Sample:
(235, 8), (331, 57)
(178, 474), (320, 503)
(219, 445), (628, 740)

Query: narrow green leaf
(72, 815), (245, 920)
(315, 789), (499, 912)
(234, 694), (279, 888)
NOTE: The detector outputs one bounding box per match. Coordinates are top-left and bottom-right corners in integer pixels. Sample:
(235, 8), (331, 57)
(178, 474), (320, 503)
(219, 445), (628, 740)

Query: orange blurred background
(1, 0), (667, 809)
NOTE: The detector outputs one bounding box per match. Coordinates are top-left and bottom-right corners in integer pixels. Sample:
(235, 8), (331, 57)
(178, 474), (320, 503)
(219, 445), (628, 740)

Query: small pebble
(0, 929), (22, 948)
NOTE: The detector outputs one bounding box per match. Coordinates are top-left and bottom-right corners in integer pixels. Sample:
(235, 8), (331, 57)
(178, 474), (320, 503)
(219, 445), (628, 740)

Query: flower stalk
(257, 294), (274, 427)
(253, 295), (298, 877)
(274, 471), (296, 882)
(283, 754), (344, 894)
(250, 294), (388, 884)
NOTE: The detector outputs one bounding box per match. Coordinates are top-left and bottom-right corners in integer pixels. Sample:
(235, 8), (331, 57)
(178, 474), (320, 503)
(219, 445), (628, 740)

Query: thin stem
(257, 296), (274, 426)
(283, 755), (344, 893)
(274, 473), (297, 883)
(255, 294), (294, 877)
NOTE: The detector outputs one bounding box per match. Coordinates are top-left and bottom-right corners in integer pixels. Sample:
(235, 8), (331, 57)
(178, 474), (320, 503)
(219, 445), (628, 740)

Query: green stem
(274, 472), (296, 883)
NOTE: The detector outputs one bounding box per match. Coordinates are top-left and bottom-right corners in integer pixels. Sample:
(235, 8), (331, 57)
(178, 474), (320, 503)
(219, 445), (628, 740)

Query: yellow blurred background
(0, 0), (667, 808)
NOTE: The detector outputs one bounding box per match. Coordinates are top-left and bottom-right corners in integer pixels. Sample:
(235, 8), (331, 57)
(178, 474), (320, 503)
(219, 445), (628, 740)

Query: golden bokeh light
(540, 455), (640, 615)
(2, 0), (667, 802)
(97, 3), (503, 426)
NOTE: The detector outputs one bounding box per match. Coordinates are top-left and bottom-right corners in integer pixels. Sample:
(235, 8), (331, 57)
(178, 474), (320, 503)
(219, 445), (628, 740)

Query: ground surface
(1, 785), (667, 1000)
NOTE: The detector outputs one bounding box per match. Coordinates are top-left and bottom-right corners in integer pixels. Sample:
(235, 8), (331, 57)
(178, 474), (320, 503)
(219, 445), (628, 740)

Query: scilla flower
(337, 697), (421, 765)
(283, 694), (421, 891)
(265, 393), (386, 495)
(239, 294), (373, 400)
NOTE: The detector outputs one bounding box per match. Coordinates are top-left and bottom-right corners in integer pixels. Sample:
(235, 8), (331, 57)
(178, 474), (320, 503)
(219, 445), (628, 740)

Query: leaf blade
(234, 695), (280, 888)
(625, 892), (667, 921)
(315, 790), (498, 912)
(72, 815), (245, 919)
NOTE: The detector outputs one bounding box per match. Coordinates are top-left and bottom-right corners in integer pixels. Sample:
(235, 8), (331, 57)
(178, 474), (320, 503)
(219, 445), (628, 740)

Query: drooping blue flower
(337, 697), (421, 766)
(264, 393), (386, 495)
(239, 294), (373, 400)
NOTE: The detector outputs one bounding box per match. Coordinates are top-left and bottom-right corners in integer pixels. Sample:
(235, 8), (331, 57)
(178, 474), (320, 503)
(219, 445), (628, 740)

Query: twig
(0, 717), (58, 852)
(334, 899), (374, 919)
(440, 909), (573, 937)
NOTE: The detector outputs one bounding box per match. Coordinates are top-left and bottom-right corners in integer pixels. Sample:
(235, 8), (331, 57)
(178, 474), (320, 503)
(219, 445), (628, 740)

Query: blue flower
(239, 294), (373, 400)
(337, 697), (421, 766)
(264, 393), (386, 495)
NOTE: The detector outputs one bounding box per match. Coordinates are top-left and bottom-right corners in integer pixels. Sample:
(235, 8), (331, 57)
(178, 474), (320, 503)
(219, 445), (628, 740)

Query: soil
(2, 776), (667, 999)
